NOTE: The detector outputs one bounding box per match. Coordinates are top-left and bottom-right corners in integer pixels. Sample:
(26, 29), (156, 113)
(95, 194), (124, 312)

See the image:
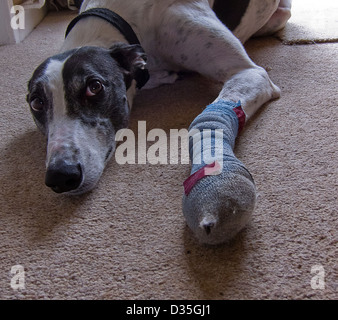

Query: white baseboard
(0, 0), (48, 45)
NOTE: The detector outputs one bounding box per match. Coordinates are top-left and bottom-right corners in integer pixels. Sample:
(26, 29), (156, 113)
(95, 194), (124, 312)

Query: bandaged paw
(182, 100), (257, 245)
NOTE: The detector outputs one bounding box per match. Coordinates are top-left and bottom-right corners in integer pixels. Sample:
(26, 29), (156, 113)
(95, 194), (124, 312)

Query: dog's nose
(45, 161), (83, 194)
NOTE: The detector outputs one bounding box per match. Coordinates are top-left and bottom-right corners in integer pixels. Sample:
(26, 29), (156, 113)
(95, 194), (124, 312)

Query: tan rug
(0, 10), (337, 300)
(276, 0), (338, 44)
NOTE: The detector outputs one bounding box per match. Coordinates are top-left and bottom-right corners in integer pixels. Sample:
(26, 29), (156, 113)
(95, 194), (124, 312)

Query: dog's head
(27, 43), (149, 194)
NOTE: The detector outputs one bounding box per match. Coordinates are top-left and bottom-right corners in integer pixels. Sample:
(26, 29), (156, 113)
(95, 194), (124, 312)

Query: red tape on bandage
(233, 104), (246, 134)
(183, 161), (221, 196)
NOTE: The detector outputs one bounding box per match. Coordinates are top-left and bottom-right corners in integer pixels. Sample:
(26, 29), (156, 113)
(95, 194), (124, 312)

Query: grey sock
(182, 100), (257, 245)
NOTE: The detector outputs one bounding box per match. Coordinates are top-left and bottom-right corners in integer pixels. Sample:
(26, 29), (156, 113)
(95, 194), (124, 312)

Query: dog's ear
(110, 43), (150, 89)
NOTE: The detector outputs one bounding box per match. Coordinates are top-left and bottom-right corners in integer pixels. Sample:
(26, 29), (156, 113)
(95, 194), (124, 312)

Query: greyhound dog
(27, 0), (292, 245)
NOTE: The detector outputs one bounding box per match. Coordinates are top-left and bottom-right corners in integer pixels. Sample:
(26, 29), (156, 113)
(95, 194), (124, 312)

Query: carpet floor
(0, 5), (337, 300)
(276, 0), (338, 44)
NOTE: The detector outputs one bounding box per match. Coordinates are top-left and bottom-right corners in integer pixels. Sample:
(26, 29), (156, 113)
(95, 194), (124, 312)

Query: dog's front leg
(183, 69), (280, 245)
(158, 2), (280, 244)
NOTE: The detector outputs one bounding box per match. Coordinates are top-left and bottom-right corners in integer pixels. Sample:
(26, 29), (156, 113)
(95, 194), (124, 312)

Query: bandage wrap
(184, 100), (246, 195)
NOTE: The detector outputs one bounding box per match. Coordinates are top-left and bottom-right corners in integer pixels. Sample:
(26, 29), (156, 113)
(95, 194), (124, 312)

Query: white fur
(45, 59), (67, 119)
(254, 0), (292, 37)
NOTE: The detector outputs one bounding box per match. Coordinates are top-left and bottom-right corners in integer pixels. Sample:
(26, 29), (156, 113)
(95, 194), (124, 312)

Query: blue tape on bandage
(188, 100), (243, 175)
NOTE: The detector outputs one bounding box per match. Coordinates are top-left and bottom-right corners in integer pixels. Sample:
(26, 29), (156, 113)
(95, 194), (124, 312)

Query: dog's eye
(30, 97), (45, 112)
(86, 80), (103, 97)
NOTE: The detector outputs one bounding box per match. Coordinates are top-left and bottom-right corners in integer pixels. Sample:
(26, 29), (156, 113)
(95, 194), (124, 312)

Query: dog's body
(27, 0), (292, 244)
(64, 0), (291, 89)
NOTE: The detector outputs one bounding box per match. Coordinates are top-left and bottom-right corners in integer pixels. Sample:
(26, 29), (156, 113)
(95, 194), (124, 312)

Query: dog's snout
(45, 161), (83, 194)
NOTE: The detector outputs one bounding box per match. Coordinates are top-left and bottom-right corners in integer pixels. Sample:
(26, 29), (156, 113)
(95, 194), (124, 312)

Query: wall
(0, 0), (48, 45)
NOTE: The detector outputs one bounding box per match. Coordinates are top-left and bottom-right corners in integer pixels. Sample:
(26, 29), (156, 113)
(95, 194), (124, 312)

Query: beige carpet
(276, 0), (338, 44)
(0, 9), (337, 300)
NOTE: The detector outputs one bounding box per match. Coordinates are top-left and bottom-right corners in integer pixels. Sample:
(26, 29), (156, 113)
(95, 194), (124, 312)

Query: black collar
(65, 8), (140, 45)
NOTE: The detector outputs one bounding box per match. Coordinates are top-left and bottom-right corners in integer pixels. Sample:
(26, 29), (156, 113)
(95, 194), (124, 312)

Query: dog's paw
(182, 163), (256, 245)
(142, 70), (178, 89)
